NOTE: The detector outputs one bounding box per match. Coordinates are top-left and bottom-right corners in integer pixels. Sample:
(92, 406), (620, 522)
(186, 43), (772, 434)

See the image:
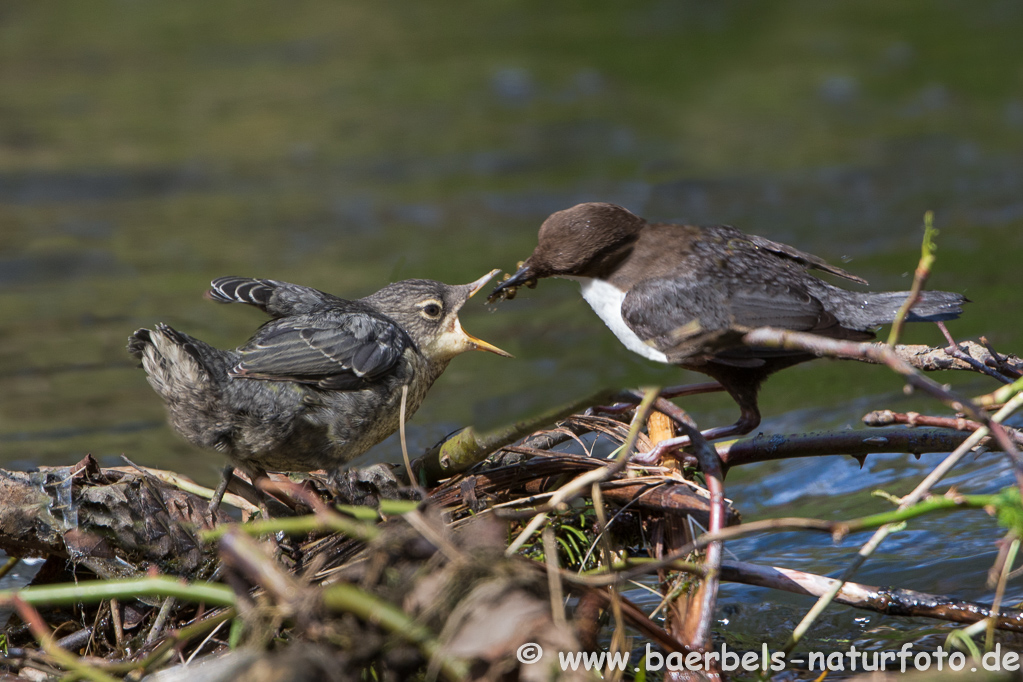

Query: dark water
(2, 0), (1023, 661)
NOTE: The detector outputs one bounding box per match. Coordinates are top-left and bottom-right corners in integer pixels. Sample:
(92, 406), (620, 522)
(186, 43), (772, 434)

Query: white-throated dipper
(489, 202), (966, 453)
(129, 271), (510, 510)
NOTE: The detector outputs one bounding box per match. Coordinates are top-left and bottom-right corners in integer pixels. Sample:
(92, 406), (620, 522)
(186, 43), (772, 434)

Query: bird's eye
(419, 301), (443, 319)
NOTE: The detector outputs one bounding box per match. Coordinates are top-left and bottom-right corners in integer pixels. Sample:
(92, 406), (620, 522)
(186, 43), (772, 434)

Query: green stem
(418, 387), (619, 483)
(844, 493), (999, 532)
(334, 498), (418, 519)
(887, 210), (938, 347)
(0, 576), (235, 608)
(200, 513), (379, 543)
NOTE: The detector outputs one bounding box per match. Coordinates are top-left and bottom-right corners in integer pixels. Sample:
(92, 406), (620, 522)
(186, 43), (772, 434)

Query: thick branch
(855, 340), (1022, 375)
(720, 560), (1023, 632)
(717, 427), (979, 470)
(415, 388), (618, 483)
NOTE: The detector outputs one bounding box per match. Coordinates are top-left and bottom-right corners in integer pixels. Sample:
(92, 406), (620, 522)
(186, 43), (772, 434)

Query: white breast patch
(570, 277), (670, 364)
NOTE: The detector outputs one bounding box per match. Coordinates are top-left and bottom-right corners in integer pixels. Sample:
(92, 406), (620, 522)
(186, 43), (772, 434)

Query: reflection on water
(2, 0), (1023, 654)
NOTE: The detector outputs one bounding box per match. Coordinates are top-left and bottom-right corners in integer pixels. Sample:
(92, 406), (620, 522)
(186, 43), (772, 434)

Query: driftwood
(0, 455), (225, 580)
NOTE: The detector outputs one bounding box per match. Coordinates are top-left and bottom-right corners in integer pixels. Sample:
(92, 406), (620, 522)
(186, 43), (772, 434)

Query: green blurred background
(3, 0), (1023, 653)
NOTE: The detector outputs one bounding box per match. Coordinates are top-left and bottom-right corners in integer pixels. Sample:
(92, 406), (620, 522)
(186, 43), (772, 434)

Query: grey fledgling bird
(129, 271), (510, 508)
(490, 202), (966, 457)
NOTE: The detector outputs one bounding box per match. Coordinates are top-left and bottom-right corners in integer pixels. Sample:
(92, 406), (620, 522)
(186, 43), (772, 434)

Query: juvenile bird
(490, 202), (966, 457)
(129, 271), (510, 509)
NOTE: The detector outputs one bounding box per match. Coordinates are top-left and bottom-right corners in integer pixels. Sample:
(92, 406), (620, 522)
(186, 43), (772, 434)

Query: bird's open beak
(486, 262), (538, 303)
(464, 331), (513, 358)
(462, 269), (513, 358)
(466, 269), (502, 298)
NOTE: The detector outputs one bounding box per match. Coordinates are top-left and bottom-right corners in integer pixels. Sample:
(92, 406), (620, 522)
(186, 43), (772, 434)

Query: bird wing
(207, 277), (346, 318)
(744, 234), (868, 284)
(229, 310), (410, 390)
(621, 274), (833, 364)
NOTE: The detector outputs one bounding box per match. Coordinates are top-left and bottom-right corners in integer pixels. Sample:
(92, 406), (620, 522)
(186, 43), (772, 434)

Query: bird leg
(632, 396), (761, 466)
(589, 382), (725, 416)
(206, 464), (236, 522)
(207, 464), (293, 522)
(659, 382), (726, 399)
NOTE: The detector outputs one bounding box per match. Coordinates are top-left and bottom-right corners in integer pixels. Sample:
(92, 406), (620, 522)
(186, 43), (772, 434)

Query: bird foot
(631, 435), (691, 465)
(631, 420), (756, 466)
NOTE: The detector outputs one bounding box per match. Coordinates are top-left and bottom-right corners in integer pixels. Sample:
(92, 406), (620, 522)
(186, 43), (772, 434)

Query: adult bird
(489, 202), (966, 459)
(130, 271), (510, 512)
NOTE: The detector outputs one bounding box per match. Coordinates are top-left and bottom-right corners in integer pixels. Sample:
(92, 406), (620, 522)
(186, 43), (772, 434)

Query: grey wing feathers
(207, 277), (344, 318)
(621, 275), (832, 360)
(230, 311), (409, 390)
(745, 235), (868, 285)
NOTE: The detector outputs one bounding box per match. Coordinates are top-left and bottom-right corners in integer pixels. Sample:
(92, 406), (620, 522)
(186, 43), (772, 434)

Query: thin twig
(109, 598), (124, 654)
(576, 481), (671, 570)
(887, 210), (937, 347)
(200, 512), (379, 544)
(542, 527), (567, 630)
(184, 617), (230, 666)
(718, 426), (989, 470)
(981, 336), (1023, 379)
(144, 596), (176, 646)
(0, 576), (236, 608)
(403, 509), (464, 565)
(937, 321), (1015, 384)
(987, 536), (1019, 650)
(575, 492), (1005, 588)
(320, 583), (468, 681)
(0, 556), (19, 581)
(399, 384), (418, 489)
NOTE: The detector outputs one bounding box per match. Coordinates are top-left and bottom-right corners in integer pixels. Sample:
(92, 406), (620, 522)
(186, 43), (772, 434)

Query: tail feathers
(128, 323), (227, 396)
(128, 324), (237, 453)
(905, 290), (969, 322)
(129, 323), (207, 368)
(860, 290), (968, 326)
